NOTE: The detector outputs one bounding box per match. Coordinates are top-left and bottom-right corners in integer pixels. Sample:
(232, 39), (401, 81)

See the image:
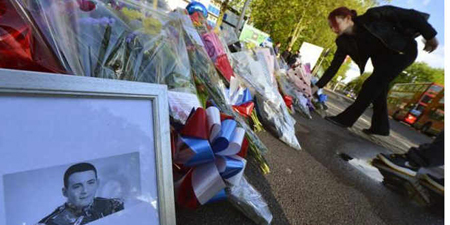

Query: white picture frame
(0, 69), (175, 225)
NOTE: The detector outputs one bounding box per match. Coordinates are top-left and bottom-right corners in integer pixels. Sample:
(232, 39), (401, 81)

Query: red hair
(328, 7), (357, 29)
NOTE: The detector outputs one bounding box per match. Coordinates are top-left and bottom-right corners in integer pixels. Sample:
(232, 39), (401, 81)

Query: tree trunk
(287, 0), (313, 49)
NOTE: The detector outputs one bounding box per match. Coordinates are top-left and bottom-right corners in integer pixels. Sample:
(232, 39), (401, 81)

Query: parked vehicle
(387, 82), (444, 136)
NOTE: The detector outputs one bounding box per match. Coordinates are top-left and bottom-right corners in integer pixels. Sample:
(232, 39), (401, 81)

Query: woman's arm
(315, 47), (347, 88)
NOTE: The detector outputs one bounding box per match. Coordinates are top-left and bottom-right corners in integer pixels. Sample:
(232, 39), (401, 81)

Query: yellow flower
(121, 8), (142, 21)
(143, 17), (162, 35)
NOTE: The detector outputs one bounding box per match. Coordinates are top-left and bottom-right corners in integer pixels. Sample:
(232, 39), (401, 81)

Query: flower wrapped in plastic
(174, 9), (270, 173)
(219, 26), (239, 47)
(287, 62), (313, 100)
(0, 0), (66, 73)
(189, 12), (234, 83)
(172, 106), (247, 208)
(276, 70), (312, 119)
(217, 31), (235, 68)
(16, 0), (199, 123)
(232, 50), (301, 150)
(227, 176), (273, 225)
(254, 48), (277, 87)
(253, 47), (298, 115)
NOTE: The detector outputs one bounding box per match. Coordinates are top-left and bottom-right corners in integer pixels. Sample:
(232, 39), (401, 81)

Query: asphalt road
(176, 90), (443, 225)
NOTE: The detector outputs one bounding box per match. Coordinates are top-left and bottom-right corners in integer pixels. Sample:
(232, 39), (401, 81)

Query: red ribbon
(232, 102), (255, 118)
(215, 54), (234, 82)
(283, 95), (293, 109)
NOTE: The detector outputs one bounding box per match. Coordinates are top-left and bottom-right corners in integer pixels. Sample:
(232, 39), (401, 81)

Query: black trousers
(334, 41), (418, 133)
(407, 131), (444, 167)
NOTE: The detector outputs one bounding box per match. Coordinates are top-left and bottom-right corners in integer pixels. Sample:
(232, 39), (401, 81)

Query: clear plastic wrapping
(276, 71), (312, 119)
(232, 50), (301, 150)
(227, 176), (273, 225)
(175, 9), (271, 170)
(286, 63), (313, 100)
(7, 1), (275, 221)
(13, 0), (198, 122)
(0, 0), (66, 73)
(220, 26), (239, 46)
(15, 0), (194, 91)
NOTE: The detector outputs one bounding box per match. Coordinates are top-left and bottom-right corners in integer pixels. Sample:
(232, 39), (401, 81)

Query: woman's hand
(423, 37), (439, 53)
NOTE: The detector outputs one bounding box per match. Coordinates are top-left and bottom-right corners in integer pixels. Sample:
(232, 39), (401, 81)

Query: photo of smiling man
(38, 163), (124, 225)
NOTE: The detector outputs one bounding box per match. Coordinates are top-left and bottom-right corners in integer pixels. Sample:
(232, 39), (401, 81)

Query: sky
(342, 0), (445, 83)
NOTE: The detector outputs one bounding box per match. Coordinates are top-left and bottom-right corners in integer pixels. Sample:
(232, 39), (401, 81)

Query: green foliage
(249, 0), (385, 52)
(346, 61), (444, 95)
(391, 62), (445, 87)
(247, 0), (390, 80)
(333, 58), (351, 82)
(228, 0), (248, 12)
(346, 72), (371, 94)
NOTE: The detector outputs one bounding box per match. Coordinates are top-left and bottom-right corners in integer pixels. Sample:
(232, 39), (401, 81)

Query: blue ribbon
(240, 88), (252, 104)
(219, 156), (245, 179)
(319, 94), (328, 103)
(181, 136), (215, 167)
(212, 119), (237, 153)
(206, 189), (227, 204)
(234, 88), (253, 106)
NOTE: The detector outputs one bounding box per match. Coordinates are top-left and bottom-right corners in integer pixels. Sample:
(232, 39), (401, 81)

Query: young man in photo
(38, 163), (124, 225)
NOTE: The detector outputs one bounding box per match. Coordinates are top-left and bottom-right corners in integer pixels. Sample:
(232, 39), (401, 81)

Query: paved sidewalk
(176, 92), (443, 225)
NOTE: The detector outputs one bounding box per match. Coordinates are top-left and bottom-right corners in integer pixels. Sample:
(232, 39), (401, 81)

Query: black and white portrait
(38, 162), (125, 225)
(0, 94), (161, 225)
(4, 153), (144, 225)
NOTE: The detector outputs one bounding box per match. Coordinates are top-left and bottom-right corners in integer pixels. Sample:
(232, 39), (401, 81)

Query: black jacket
(316, 5), (437, 88)
(281, 50), (291, 62)
(287, 53), (299, 66)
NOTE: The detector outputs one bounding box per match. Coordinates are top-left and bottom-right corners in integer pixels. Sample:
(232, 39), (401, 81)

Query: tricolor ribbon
(173, 106), (247, 208)
(228, 77), (255, 117)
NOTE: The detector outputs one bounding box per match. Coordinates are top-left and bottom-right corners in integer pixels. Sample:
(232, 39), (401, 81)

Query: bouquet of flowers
(173, 9), (270, 173)
(276, 70), (312, 119)
(232, 50), (301, 150)
(286, 62), (313, 100)
(189, 12), (234, 83)
(0, 0), (66, 73)
(12, 0), (199, 123)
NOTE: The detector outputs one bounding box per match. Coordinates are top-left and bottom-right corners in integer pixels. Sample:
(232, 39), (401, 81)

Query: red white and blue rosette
(173, 106), (247, 208)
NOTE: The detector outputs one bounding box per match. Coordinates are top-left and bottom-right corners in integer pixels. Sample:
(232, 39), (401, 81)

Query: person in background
(281, 47), (292, 62)
(311, 6), (438, 136)
(287, 50), (300, 67)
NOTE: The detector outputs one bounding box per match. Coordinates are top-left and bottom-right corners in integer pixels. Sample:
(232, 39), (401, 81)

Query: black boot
(362, 128), (389, 136)
(325, 116), (350, 128)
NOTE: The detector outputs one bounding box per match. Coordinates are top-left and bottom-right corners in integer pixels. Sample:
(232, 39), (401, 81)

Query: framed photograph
(0, 69), (175, 225)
